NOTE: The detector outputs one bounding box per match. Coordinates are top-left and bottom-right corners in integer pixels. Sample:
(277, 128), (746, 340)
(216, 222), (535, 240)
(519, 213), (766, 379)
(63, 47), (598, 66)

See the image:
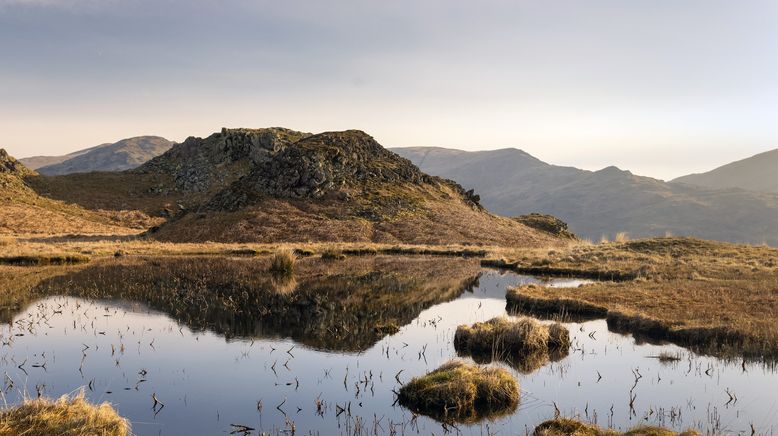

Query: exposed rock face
(0, 149), (35, 177)
(138, 127), (311, 193)
(203, 130), (482, 213)
(513, 213), (576, 239)
(246, 130), (432, 198)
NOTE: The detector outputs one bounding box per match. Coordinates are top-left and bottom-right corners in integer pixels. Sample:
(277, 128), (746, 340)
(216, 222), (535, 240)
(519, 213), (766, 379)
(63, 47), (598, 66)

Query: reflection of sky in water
(1, 270), (776, 435)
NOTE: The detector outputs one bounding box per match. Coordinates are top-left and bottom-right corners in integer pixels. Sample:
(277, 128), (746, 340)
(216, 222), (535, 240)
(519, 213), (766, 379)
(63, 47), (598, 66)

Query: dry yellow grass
(534, 418), (698, 436)
(398, 361), (519, 423)
(498, 237), (778, 358)
(0, 393), (129, 436)
(454, 317), (570, 372)
(269, 248), (296, 275)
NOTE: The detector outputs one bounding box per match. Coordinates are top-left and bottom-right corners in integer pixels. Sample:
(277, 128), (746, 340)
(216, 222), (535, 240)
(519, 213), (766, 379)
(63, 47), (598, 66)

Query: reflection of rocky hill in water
(32, 256), (481, 352)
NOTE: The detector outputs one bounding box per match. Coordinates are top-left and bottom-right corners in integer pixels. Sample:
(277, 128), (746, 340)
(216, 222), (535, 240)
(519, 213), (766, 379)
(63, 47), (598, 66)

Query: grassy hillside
(673, 148), (778, 193)
(394, 147), (778, 245)
(0, 149), (151, 236)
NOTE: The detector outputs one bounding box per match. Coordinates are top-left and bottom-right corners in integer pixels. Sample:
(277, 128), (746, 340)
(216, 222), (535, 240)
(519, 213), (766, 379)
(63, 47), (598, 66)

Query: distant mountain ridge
(673, 148), (778, 194)
(21, 136), (174, 176)
(393, 146), (778, 246)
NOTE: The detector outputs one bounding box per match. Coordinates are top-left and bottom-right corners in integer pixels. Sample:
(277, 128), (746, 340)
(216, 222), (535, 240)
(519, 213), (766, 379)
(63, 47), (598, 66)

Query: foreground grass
(398, 361), (519, 423)
(534, 418), (698, 436)
(497, 237), (778, 359)
(454, 317), (570, 373)
(0, 394), (129, 436)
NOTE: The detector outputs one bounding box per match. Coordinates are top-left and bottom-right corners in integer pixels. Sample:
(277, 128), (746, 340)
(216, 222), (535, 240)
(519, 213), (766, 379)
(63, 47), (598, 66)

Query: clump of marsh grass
(614, 232), (630, 243)
(534, 417), (699, 436)
(454, 317), (570, 372)
(269, 249), (296, 276)
(0, 236), (16, 247)
(0, 393), (129, 436)
(398, 361), (519, 423)
(651, 351), (683, 363)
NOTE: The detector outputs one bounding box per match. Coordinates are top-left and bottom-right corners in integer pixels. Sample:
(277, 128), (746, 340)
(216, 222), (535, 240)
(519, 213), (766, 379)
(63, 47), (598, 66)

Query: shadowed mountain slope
(394, 147), (778, 245)
(24, 136), (174, 176)
(673, 148), (778, 194)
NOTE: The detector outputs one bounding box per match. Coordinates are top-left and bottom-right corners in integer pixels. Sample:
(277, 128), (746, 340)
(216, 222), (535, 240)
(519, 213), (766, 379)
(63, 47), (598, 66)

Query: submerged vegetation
(398, 361), (519, 423)
(0, 394), (129, 436)
(534, 418), (699, 436)
(454, 317), (570, 373)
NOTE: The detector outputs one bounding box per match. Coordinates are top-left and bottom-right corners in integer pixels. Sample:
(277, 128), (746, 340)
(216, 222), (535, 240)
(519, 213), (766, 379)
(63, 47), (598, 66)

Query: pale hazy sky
(2, 0), (777, 180)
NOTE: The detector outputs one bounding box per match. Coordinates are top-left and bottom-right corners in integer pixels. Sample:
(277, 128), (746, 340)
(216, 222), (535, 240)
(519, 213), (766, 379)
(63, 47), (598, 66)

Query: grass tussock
(454, 317), (570, 372)
(534, 418), (698, 436)
(0, 236), (16, 246)
(269, 249), (296, 275)
(0, 393), (129, 436)
(398, 361), (519, 423)
(614, 232), (630, 243)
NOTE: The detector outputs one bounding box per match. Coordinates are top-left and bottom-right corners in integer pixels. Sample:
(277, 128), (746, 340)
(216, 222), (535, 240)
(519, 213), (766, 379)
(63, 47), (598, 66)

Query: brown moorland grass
(0, 393), (129, 436)
(534, 418), (698, 436)
(454, 317), (570, 373)
(398, 361), (519, 423)
(497, 237), (778, 359)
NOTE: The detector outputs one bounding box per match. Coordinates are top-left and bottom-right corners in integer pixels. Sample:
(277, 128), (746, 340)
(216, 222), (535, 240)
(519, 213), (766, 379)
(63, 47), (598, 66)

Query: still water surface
(1, 268), (776, 435)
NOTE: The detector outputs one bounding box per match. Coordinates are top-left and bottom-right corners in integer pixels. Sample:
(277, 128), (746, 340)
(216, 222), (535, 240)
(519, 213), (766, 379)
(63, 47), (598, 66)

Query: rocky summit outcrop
(149, 128), (556, 246)
(204, 130), (482, 213)
(138, 127), (311, 194)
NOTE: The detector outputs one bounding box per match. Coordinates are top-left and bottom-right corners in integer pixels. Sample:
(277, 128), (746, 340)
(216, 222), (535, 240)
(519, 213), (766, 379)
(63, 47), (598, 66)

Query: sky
(1, 0), (777, 180)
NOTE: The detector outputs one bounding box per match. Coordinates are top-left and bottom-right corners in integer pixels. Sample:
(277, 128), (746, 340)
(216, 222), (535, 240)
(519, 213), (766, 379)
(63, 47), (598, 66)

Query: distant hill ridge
(394, 146), (778, 246)
(20, 136), (174, 176)
(673, 148), (778, 194)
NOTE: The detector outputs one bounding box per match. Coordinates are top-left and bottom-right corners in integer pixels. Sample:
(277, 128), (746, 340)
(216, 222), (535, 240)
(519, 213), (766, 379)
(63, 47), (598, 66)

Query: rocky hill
(673, 148), (778, 194)
(149, 129), (558, 246)
(394, 147), (778, 246)
(25, 136), (174, 176)
(137, 128), (310, 194)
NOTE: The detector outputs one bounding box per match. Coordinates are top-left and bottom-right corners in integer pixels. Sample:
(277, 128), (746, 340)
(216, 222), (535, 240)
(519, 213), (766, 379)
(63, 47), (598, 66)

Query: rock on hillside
(138, 127), (311, 194)
(0, 149), (36, 178)
(151, 129), (557, 246)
